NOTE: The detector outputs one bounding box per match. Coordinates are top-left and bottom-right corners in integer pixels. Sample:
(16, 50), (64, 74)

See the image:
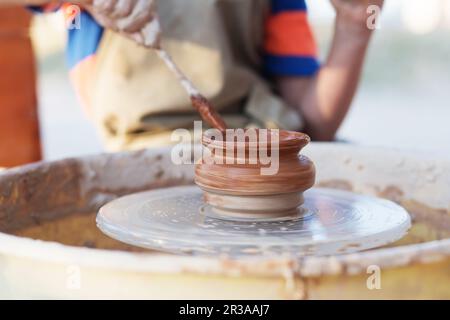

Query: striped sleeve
(29, 3), (104, 113)
(264, 0), (320, 77)
(28, 1), (61, 13)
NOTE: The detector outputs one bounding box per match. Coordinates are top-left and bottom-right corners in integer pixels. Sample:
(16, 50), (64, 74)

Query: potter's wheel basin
(0, 144), (449, 299)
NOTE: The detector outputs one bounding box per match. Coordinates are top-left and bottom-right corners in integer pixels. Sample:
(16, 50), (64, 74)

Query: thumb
(125, 18), (161, 48)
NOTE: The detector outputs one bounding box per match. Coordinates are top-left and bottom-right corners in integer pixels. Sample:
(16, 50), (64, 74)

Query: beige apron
(91, 0), (304, 151)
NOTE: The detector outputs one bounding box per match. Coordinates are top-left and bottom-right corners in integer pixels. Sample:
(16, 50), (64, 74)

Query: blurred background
(23, 0), (450, 160)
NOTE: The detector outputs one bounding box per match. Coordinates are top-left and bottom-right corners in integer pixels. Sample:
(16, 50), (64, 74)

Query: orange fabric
(61, 2), (78, 21)
(69, 54), (96, 118)
(42, 1), (62, 12)
(0, 7), (41, 166)
(264, 11), (317, 57)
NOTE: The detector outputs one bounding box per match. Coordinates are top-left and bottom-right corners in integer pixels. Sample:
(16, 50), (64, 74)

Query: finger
(93, 0), (117, 15)
(88, 10), (118, 32)
(126, 31), (145, 45)
(116, 0), (155, 33)
(122, 16), (161, 48)
(140, 17), (161, 47)
(111, 0), (135, 19)
(117, 11), (154, 33)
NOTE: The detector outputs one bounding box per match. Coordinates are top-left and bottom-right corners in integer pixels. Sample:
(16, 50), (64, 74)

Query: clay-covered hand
(77, 0), (161, 48)
(331, 0), (384, 37)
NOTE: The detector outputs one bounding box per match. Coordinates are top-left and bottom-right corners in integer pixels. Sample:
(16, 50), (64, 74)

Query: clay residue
(317, 179), (353, 192)
(402, 200), (450, 233)
(0, 160), (86, 233)
(191, 94), (227, 131)
(315, 181), (450, 246)
(378, 185), (404, 203)
(80, 150), (194, 208)
(12, 211), (148, 253)
(0, 149), (195, 234)
(376, 185), (450, 235)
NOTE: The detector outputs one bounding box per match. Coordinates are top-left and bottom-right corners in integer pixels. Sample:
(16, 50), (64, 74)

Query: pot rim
(202, 129), (310, 151)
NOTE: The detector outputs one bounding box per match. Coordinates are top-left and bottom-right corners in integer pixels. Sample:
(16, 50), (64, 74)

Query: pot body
(195, 130), (316, 217)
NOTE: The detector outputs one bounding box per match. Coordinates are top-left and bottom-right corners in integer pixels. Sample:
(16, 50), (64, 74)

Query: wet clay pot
(195, 130), (316, 219)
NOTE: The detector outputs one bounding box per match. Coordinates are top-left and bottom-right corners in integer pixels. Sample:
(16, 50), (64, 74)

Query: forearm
(278, 0), (382, 141)
(301, 27), (371, 141)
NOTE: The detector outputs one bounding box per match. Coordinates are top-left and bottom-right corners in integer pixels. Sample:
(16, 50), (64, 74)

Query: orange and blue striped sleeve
(30, 4), (104, 114)
(29, 3), (103, 71)
(264, 0), (320, 76)
(64, 6), (104, 114)
(28, 1), (61, 13)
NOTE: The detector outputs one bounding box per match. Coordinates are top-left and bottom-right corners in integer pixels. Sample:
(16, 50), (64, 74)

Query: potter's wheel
(96, 186), (411, 257)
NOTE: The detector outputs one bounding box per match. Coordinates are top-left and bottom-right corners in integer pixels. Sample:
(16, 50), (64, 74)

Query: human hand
(330, 0), (384, 38)
(76, 0), (161, 48)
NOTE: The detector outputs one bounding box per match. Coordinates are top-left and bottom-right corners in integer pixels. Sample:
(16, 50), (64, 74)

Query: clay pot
(195, 129), (316, 219)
